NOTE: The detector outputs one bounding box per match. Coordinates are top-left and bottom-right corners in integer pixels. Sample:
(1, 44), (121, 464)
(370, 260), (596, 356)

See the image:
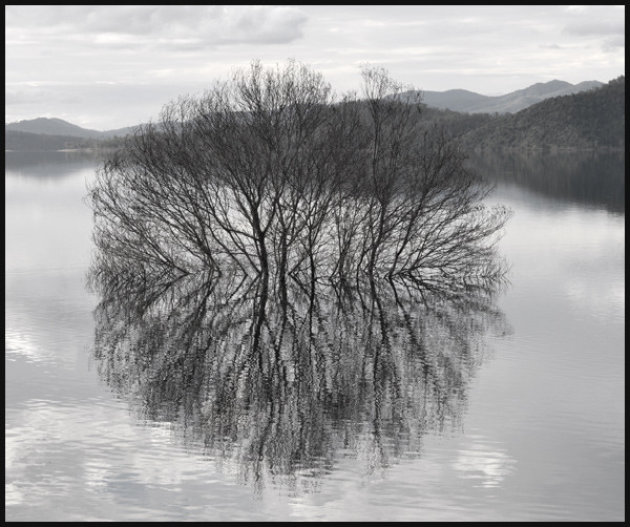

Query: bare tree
(88, 61), (509, 310)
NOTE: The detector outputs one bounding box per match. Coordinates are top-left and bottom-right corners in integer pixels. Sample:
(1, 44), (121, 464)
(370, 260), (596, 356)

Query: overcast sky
(5, 5), (625, 130)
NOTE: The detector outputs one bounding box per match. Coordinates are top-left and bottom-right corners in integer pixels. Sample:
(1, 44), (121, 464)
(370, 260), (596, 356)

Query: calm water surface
(5, 150), (624, 521)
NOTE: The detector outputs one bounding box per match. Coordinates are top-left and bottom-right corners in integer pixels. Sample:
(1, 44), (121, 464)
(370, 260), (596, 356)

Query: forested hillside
(460, 76), (624, 151)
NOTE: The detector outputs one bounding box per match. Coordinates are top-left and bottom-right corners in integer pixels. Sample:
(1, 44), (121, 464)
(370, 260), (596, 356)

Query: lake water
(5, 149), (624, 521)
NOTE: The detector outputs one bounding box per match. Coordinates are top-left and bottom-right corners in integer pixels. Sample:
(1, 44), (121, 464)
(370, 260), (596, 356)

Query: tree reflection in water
(93, 271), (508, 492)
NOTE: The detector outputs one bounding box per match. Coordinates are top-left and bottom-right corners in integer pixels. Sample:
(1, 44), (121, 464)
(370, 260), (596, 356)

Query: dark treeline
(5, 130), (98, 151)
(93, 269), (508, 489)
(88, 61), (510, 305)
(5, 129), (128, 152)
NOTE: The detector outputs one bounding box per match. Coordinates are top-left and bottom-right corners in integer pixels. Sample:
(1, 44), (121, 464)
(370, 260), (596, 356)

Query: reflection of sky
(260, 432), (519, 521)
(5, 331), (43, 364)
(5, 270), (96, 368)
(5, 164), (97, 272)
(467, 184), (625, 520)
(6, 398), (289, 521)
(489, 185), (624, 325)
(453, 435), (517, 488)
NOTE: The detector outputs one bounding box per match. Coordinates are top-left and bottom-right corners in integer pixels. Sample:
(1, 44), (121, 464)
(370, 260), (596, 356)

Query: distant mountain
(417, 89), (490, 113)
(460, 76), (624, 150)
(406, 79), (604, 114)
(5, 117), (138, 139)
(101, 125), (139, 138)
(6, 117), (104, 138)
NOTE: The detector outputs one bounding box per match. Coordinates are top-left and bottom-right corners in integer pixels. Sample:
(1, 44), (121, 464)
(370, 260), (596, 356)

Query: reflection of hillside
(5, 151), (101, 179)
(94, 272), (508, 490)
(468, 150), (624, 214)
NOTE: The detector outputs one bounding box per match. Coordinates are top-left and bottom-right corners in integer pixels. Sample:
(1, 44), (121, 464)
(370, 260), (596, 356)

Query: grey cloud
(563, 21), (625, 37)
(7, 5), (308, 48)
(562, 19), (625, 53)
(603, 36), (625, 52)
(215, 6), (308, 45)
(5, 90), (36, 105)
(6, 86), (85, 107)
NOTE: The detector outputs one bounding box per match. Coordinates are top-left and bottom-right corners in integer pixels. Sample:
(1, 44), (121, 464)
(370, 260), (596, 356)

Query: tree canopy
(88, 61), (510, 315)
